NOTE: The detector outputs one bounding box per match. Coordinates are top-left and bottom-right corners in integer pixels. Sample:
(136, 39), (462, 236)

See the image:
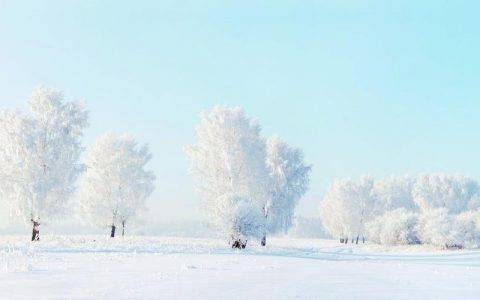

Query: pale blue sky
(0, 1), (479, 223)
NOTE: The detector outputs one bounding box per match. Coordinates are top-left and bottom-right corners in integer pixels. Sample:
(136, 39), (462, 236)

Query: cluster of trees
(9, 89), (478, 251)
(0, 87), (155, 240)
(186, 106), (311, 248)
(320, 174), (480, 248)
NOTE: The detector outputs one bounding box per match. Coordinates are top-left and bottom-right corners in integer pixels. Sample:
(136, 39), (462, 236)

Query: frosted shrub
(453, 211), (480, 248)
(366, 209), (419, 245)
(229, 200), (265, 247)
(417, 208), (458, 248)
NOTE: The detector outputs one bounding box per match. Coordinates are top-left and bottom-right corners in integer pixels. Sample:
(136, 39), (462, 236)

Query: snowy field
(1, 236), (480, 299)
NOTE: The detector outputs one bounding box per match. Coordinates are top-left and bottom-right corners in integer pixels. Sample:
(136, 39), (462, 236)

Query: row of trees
(0, 87), (155, 240)
(320, 174), (480, 248)
(0, 89), (310, 246)
(14, 89), (476, 250)
(186, 106), (311, 248)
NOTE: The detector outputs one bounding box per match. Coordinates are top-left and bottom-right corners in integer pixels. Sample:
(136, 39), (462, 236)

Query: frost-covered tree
(77, 133), (155, 237)
(417, 208), (458, 248)
(454, 211), (480, 248)
(320, 176), (375, 243)
(372, 175), (417, 213)
(186, 106), (270, 248)
(366, 208), (419, 245)
(416, 209), (480, 249)
(228, 197), (265, 248)
(263, 136), (311, 245)
(0, 87), (88, 241)
(411, 174), (480, 248)
(322, 174), (480, 248)
(412, 174), (480, 214)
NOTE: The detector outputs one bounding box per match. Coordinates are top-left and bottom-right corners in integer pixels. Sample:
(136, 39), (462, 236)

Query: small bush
(366, 209), (419, 245)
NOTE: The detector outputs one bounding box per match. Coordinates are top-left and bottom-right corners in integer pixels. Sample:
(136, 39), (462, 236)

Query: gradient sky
(0, 1), (479, 225)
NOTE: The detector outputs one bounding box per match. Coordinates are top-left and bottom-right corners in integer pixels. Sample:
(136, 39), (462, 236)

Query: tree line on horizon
(0, 87), (312, 247)
(320, 174), (480, 249)
(2, 87), (479, 250)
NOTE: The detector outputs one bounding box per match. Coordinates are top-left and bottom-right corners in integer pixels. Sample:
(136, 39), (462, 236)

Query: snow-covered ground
(1, 236), (480, 299)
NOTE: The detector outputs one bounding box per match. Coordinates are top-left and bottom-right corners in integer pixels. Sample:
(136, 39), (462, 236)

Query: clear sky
(0, 1), (479, 224)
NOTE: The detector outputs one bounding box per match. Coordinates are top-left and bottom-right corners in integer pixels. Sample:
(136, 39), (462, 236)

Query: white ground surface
(1, 236), (480, 299)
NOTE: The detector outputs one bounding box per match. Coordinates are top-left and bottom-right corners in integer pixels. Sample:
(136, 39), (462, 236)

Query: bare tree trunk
(362, 236), (365, 244)
(345, 237), (348, 244)
(340, 238), (344, 243)
(261, 206), (267, 247)
(110, 224), (116, 238)
(31, 219), (40, 242)
(231, 235), (247, 249)
(122, 220), (125, 237)
(356, 235), (359, 244)
(232, 239), (247, 249)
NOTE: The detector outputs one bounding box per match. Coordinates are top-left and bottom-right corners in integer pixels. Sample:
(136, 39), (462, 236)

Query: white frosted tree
(412, 173), (480, 214)
(411, 174), (480, 248)
(322, 173), (480, 248)
(371, 175), (417, 213)
(319, 181), (349, 241)
(0, 87), (88, 241)
(320, 176), (375, 243)
(366, 208), (419, 245)
(417, 208), (458, 248)
(263, 136), (311, 245)
(77, 133), (155, 237)
(186, 106), (270, 248)
(454, 211), (480, 248)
